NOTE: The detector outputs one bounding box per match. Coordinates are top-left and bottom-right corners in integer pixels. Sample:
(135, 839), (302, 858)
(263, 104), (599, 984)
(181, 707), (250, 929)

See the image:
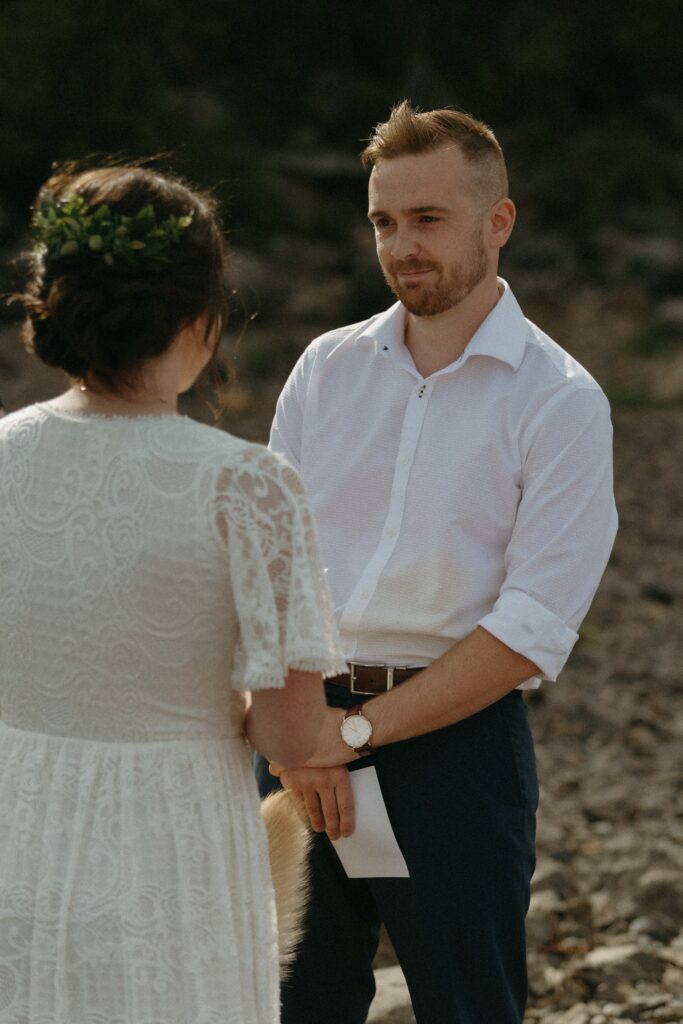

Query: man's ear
(488, 198), (516, 250)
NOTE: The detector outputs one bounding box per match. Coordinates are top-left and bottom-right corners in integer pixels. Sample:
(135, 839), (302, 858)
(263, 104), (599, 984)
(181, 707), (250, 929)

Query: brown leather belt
(328, 663), (425, 696)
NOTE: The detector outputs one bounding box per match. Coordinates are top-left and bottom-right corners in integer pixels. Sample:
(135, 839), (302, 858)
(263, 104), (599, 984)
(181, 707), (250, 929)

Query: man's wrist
(340, 703), (373, 754)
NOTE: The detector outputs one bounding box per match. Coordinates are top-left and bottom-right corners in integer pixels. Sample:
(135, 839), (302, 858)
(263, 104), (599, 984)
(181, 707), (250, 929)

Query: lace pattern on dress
(0, 407), (346, 1024)
(213, 447), (347, 690)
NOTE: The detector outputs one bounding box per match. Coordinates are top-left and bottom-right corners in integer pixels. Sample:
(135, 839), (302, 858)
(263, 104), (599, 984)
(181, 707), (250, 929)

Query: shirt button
(386, 527), (398, 538)
(400, 456), (409, 466)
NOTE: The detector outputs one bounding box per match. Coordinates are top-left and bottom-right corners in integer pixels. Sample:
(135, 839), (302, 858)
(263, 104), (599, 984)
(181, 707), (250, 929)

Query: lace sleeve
(213, 447), (348, 691)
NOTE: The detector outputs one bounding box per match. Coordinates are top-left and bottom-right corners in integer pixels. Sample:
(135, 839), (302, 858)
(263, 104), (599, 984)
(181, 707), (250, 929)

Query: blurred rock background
(0, 2), (681, 1020)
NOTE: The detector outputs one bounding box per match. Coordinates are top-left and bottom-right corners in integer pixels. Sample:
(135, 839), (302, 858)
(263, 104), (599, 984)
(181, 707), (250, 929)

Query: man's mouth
(394, 265), (436, 280)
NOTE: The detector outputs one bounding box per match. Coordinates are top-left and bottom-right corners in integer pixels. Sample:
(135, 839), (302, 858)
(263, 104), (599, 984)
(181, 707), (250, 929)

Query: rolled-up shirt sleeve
(478, 385), (618, 681)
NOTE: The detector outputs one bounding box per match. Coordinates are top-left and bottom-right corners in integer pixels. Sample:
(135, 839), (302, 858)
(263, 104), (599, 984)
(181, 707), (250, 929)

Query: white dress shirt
(270, 279), (618, 687)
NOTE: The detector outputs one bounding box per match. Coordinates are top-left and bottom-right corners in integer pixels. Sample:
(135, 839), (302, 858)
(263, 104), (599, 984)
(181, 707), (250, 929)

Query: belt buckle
(349, 662), (394, 695)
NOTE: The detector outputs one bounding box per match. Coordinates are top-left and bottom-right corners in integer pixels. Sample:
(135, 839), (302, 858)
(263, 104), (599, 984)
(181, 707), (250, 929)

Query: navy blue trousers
(255, 683), (538, 1024)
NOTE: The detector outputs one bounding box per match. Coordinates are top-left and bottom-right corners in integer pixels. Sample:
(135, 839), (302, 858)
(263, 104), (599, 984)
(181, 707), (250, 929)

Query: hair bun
(19, 165), (227, 389)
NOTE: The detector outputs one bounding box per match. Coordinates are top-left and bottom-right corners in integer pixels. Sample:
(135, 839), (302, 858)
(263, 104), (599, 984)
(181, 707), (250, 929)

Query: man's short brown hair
(361, 100), (508, 208)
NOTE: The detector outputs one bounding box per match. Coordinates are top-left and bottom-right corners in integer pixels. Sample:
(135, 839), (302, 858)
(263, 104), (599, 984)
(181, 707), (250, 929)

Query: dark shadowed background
(0, 2), (681, 1020)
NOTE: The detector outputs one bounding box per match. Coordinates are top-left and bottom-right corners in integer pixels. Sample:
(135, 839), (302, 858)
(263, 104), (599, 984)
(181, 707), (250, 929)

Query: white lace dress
(0, 403), (346, 1024)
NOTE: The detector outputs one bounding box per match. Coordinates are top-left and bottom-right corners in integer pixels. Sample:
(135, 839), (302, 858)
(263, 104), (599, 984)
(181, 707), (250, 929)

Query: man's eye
(419, 215), (438, 223)
(374, 219), (391, 228)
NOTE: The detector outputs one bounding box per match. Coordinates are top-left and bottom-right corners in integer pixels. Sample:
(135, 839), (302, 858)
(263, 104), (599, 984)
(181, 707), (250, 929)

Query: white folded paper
(331, 765), (410, 878)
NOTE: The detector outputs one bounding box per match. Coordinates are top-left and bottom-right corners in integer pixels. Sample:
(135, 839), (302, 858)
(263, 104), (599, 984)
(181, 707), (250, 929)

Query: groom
(256, 101), (617, 1023)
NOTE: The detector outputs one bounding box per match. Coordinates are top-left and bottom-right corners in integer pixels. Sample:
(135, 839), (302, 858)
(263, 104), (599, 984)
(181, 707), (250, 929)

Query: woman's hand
(305, 705), (362, 768)
(268, 707), (367, 837)
(269, 705), (360, 773)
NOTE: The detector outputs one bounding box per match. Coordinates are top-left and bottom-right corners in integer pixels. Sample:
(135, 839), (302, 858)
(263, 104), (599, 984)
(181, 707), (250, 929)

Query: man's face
(368, 146), (491, 317)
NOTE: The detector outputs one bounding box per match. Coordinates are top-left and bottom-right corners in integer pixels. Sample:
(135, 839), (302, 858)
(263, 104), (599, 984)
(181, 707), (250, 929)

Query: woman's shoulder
(164, 419), (297, 485)
(0, 402), (48, 437)
(161, 417), (271, 465)
(182, 428), (304, 519)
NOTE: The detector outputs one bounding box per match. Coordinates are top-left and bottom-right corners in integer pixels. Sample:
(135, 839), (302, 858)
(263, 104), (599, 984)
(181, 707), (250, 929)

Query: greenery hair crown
(31, 192), (193, 271)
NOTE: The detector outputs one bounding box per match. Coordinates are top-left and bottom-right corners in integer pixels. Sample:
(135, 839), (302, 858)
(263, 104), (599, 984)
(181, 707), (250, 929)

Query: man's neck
(404, 275), (503, 378)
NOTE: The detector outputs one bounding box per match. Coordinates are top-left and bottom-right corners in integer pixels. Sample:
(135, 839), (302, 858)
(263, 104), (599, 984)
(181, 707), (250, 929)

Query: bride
(0, 165), (347, 1023)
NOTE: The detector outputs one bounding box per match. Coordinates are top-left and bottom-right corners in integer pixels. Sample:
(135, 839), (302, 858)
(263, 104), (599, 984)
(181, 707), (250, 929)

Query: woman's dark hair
(18, 164), (228, 389)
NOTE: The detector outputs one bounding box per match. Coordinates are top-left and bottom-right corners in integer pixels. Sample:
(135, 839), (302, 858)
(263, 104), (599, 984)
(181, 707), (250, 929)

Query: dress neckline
(36, 401), (186, 423)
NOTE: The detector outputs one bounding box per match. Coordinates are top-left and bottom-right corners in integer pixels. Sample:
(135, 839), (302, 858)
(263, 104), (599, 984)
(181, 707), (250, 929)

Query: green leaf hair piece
(31, 192), (194, 272)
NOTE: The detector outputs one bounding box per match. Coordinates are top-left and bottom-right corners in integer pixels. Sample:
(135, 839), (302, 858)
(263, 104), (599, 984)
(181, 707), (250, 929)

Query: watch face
(341, 713), (372, 748)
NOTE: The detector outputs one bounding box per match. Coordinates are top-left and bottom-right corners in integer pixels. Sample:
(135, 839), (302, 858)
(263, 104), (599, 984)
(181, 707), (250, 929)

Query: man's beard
(384, 235), (488, 317)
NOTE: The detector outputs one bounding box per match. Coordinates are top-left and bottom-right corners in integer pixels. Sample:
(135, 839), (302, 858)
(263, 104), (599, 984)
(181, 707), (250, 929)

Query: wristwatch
(340, 704), (373, 754)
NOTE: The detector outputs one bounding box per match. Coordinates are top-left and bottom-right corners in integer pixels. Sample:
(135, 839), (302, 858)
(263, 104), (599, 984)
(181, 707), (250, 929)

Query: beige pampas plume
(261, 789), (313, 975)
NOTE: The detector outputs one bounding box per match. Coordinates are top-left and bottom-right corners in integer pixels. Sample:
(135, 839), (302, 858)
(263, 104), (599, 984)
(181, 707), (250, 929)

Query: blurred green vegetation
(0, 0), (679, 237)
(628, 317), (682, 357)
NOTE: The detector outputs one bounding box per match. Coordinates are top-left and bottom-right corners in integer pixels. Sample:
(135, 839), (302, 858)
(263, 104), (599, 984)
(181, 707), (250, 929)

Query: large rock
(527, 889), (563, 949)
(575, 943), (664, 1000)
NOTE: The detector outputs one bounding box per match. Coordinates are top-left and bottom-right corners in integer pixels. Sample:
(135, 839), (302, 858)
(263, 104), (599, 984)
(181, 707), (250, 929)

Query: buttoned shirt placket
(338, 348), (461, 659)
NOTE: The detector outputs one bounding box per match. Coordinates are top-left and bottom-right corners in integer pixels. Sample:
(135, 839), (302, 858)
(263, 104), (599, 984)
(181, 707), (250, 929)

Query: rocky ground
(1, 274), (682, 1022)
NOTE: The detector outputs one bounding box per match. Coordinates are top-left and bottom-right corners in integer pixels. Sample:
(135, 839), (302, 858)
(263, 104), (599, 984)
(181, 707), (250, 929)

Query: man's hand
(270, 764), (355, 840)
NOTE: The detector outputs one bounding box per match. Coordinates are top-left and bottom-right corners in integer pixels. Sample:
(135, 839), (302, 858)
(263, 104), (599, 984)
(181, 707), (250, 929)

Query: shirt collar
(360, 278), (528, 375)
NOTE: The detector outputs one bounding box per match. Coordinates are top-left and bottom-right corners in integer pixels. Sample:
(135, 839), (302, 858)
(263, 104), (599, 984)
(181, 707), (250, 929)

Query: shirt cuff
(477, 588), (579, 682)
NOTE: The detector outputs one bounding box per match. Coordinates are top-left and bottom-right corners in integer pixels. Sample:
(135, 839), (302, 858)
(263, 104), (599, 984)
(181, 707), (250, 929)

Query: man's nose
(390, 225), (420, 261)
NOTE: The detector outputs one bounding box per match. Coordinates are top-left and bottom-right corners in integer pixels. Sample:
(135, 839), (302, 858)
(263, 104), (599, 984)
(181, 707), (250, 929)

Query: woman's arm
(245, 668), (327, 768)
